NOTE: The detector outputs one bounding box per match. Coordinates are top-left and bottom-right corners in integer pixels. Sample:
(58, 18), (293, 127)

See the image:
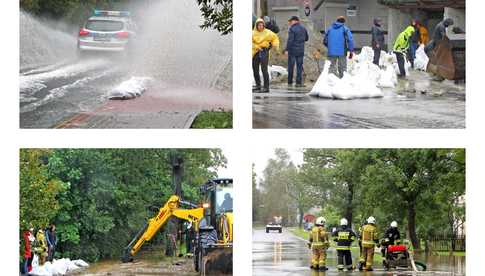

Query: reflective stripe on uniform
(336, 246), (351, 250)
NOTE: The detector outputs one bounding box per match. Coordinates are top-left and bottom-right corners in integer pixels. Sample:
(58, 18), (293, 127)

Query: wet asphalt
(253, 71), (465, 129)
(252, 228), (465, 276)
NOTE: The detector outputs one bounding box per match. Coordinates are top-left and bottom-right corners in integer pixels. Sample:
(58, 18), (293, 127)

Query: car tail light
(117, 31), (129, 38)
(79, 29), (89, 36)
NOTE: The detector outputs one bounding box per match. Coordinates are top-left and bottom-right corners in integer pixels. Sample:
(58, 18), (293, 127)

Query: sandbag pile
(309, 46), (428, 99)
(30, 256), (89, 276)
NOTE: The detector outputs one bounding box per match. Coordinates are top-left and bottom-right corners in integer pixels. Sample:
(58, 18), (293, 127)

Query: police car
(77, 10), (136, 54)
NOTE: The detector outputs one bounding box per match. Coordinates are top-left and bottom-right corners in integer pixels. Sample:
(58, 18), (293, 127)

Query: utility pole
(165, 150), (184, 257)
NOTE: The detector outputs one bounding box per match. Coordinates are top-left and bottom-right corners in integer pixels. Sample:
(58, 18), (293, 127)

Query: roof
(378, 0), (465, 10)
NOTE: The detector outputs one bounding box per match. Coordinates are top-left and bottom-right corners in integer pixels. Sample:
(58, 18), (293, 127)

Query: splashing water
(130, 0), (232, 89)
(20, 11), (77, 71)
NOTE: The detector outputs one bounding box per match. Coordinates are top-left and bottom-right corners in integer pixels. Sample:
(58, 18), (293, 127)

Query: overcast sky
(253, 148), (303, 180)
(216, 147), (236, 178)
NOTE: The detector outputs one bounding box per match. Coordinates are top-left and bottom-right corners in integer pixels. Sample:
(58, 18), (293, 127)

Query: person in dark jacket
(408, 20), (421, 69)
(371, 18), (385, 66)
(381, 221), (401, 257)
(264, 16), (280, 34)
(46, 224), (57, 262)
(332, 218), (357, 271)
(284, 16), (309, 87)
(425, 18), (454, 54)
(324, 16), (354, 78)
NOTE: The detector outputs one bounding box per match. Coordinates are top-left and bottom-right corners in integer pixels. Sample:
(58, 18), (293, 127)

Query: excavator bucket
(427, 36), (465, 80)
(200, 247), (233, 275)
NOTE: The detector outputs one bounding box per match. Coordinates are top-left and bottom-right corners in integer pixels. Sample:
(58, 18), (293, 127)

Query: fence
(426, 235), (466, 252)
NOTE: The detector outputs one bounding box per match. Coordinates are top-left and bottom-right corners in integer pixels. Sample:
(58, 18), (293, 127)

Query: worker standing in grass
(22, 227), (35, 274)
(393, 25), (415, 78)
(35, 228), (49, 266)
(359, 216), (379, 271)
(252, 18), (280, 93)
(324, 16), (354, 78)
(332, 218), (357, 271)
(308, 217), (329, 271)
(371, 18), (385, 66)
(284, 16), (309, 87)
(46, 224), (57, 262)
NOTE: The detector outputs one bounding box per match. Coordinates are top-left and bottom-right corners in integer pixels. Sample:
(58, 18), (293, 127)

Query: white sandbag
(309, 60), (332, 97)
(270, 65), (288, 78)
(109, 77), (152, 100)
(414, 44), (429, 71)
(378, 65), (398, 88)
(73, 259), (90, 268)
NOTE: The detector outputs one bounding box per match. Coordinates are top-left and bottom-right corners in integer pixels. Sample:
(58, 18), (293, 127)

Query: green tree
(197, 0), (233, 35)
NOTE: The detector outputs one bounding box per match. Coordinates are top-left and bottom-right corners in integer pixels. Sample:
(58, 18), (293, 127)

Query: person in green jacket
(393, 25), (415, 78)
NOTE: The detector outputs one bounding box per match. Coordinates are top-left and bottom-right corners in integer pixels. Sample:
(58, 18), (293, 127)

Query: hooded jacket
(285, 22), (309, 56)
(252, 18), (280, 57)
(371, 21), (385, 49)
(393, 26), (415, 52)
(324, 21), (354, 57)
(432, 18), (453, 42)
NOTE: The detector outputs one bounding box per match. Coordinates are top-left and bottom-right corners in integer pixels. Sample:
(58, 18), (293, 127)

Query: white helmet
(340, 218), (348, 226)
(316, 217), (326, 226)
(390, 221), (398, 228)
(367, 216), (376, 224)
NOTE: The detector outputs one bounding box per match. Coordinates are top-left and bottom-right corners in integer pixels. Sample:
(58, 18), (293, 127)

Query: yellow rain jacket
(252, 18), (280, 57)
(393, 26), (415, 52)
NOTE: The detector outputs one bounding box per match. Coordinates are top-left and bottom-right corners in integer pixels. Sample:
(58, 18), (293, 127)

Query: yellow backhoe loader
(121, 178), (233, 275)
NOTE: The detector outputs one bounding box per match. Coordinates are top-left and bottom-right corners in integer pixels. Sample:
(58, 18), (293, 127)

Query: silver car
(77, 10), (136, 54)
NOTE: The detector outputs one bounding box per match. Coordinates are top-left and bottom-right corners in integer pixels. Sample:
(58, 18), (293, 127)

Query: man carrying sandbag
(323, 16), (354, 78)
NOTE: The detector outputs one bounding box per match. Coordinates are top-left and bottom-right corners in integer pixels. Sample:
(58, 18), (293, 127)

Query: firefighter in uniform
(359, 216), (379, 271)
(381, 221), (401, 259)
(332, 218), (357, 271)
(308, 216), (330, 271)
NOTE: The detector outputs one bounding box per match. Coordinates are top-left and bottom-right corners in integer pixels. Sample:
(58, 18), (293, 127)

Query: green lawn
(190, 111), (232, 129)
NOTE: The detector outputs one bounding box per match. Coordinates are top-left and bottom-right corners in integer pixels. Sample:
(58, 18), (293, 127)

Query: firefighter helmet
(390, 221), (398, 228)
(367, 216), (376, 224)
(315, 217), (326, 226)
(340, 218), (348, 226)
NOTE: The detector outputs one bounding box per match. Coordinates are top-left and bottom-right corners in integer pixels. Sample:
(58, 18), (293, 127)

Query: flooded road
(20, 0), (232, 129)
(253, 71), (465, 129)
(252, 228), (465, 276)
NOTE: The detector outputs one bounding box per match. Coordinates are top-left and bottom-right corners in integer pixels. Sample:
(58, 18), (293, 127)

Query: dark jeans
(288, 55), (304, 84)
(394, 51), (406, 77)
(408, 42), (418, 67)
(373, 47), (381, 66)
(22, 256), (33, 274)
(252, 49), (269, 89)
(337, 250), (353, 268)
(48, 245), (56, 262)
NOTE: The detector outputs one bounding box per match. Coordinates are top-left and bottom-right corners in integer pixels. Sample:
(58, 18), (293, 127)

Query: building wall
(444, 7), (466, 37)
(266, 0), (389, 50)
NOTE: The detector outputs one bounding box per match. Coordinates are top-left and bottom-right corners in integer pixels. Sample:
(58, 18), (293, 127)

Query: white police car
(77, 10), (136, 54)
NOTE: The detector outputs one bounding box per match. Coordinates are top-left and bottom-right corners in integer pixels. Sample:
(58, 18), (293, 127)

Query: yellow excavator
(121, 178), (233, 275)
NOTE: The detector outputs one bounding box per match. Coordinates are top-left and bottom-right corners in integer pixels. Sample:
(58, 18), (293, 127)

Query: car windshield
(86, 20), (124, 32)
(215, 184), (233, 214)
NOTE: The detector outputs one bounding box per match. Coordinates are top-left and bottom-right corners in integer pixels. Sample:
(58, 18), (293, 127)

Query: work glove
(348, 52), (354, 59)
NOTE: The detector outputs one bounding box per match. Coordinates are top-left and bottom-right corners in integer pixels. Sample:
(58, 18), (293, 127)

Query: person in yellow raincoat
(308, 217), (329, 271)
(359, 216), (379, 271)
(252, 18), (280, 93)
(393, 25), (415, 78)
(34, 228), (49, 265)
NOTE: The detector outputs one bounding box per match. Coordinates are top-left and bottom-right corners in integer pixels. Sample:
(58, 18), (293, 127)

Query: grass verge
(191, 111), (232, 129)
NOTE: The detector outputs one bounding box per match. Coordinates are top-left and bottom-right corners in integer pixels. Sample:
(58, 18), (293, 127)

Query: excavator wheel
(201, 248), (233, 275)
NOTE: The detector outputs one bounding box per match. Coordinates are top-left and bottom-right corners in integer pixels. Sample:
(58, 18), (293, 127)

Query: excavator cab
(194, 178), (233, 274)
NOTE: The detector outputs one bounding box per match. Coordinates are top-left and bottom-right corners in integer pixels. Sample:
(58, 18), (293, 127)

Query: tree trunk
(407, 202), (420, 250)
(167, 151), (184, 257)
(345, 183), (354, 227)
(298, 206), (304, 229)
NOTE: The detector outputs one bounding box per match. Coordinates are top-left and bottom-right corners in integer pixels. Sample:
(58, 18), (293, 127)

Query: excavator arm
(121, 195), (204, 262)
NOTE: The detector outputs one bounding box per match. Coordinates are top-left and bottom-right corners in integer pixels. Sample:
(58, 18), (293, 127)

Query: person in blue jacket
(284, 16), (309, 87)
(324, 16), (354, 78)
